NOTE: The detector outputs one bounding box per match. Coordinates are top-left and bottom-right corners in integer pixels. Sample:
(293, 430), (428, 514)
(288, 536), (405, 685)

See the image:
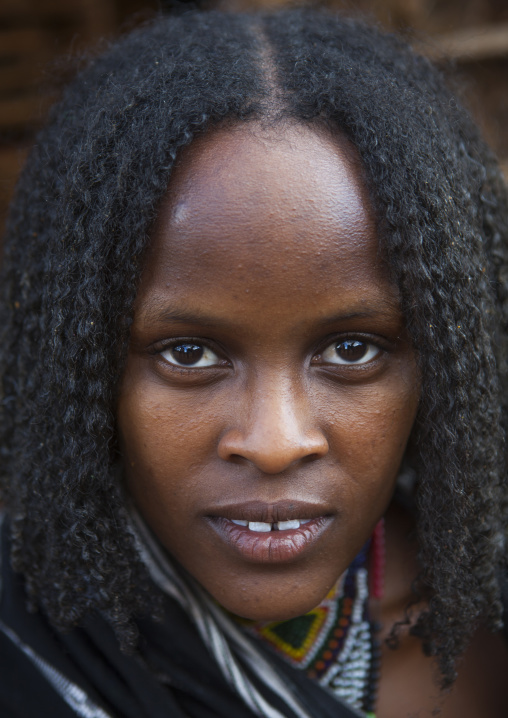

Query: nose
(217, 379), (329, 474)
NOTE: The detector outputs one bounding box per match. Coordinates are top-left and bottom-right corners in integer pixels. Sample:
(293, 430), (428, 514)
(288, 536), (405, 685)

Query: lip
(206, 499), (331, 523)
(206, 500), (333, 563)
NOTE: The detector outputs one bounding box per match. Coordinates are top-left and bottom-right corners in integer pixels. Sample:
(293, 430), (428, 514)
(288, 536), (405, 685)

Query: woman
(0, 7), (507, 717)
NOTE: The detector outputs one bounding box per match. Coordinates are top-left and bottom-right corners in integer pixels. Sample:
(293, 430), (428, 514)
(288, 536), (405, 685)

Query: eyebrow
(142, 302), (402, 329)
(316, 303), (402, 326)
(142, 306), (235, 329)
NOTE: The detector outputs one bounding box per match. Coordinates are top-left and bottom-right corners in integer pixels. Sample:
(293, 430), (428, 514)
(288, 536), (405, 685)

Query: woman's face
(117, 123), (420, 621)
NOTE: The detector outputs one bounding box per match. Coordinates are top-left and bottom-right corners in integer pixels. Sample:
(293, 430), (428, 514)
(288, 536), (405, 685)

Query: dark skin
(117, 123), (508, 716)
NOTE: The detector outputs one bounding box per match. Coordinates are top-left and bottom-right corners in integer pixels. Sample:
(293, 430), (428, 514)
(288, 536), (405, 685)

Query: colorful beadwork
(246, 527), (383, 717)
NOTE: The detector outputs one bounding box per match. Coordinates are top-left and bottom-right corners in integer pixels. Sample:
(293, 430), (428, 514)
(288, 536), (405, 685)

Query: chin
(214, 589), (330, 623)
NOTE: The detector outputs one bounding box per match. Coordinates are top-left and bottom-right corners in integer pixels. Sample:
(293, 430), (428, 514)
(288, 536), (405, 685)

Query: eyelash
(154, 335), (385, 371)
(159, 341), (225, 370)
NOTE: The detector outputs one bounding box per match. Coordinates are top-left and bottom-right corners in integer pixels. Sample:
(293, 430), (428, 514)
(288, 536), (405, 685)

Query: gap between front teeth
(230, 519), (311, 531)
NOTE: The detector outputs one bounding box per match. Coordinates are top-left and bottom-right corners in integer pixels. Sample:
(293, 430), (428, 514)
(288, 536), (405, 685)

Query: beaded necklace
(245, 520), (385, 717)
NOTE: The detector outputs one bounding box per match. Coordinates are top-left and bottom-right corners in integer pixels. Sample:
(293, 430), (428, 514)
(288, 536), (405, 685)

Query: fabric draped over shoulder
(0, 515), (362, 718)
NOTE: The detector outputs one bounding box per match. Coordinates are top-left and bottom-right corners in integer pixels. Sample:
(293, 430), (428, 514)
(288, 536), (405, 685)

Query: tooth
(300, 519), (311, 525)
(277, 520), (301, 530)
(248, 521), (272, 532)
(231, 519), (248, 526)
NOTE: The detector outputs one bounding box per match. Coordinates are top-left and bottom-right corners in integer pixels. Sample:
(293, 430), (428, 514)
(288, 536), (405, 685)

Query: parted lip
(205, 499), (332, 524)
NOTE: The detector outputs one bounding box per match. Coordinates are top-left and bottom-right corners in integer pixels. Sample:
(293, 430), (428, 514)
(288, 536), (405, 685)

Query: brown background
(1, 0), (508, 234)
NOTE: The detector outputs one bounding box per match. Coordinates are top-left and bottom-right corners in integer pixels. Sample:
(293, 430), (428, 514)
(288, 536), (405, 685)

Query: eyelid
(323, 342), (380, 365)
(152, 333), (388, 371)
(314, 334), (386, 367)
(154, 337), (227, 369)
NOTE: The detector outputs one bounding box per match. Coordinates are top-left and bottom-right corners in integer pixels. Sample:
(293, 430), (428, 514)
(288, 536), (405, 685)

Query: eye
(321, 339), (381, 365)
(160, 342), (221, 368)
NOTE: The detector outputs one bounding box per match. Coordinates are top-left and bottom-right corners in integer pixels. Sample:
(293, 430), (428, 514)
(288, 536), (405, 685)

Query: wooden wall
(1, 0), (507, 231)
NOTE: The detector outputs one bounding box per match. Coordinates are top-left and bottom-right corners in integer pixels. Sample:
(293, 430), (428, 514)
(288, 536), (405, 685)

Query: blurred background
(1, 0), (508, 233)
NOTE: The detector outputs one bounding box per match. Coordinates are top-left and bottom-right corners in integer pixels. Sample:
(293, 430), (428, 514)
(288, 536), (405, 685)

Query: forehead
(138, 122), (396, 316)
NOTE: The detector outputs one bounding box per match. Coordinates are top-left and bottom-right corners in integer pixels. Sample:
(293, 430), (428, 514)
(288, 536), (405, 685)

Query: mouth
(229, 518), (312, 531)
(206, 500), (333, 563)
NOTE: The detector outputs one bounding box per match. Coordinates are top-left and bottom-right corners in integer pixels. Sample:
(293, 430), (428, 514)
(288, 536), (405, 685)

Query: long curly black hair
(1, 7), (507, 687)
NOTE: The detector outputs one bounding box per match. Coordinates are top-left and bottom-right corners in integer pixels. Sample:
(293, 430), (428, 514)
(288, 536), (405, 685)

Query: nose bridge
(251, 372), (301, 440)
(217, 366), (329, 474)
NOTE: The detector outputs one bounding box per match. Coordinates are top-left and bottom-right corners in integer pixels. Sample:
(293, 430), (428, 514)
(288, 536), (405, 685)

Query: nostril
(302, 452), (323, 464)
(217, 432), (329, 474)
(226, 453), (250, 466)
(217, 414), (329, 473)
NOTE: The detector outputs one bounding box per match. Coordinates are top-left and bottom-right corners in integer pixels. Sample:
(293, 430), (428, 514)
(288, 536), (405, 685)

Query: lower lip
(208, 517), (332, 563)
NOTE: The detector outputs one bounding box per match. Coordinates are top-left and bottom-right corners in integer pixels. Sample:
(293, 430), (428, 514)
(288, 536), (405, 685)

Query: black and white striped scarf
(0, 510), (361, 718)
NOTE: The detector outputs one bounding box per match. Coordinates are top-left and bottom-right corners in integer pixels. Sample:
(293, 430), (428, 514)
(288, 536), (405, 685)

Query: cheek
(322, 376), (419, 488)
(117, 379), (223, 505)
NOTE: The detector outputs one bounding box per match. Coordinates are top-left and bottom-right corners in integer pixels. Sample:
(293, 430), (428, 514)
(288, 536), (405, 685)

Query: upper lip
(205, 500), (332, 523)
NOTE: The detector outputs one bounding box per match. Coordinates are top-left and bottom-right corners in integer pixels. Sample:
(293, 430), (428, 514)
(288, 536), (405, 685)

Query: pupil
(172, 344), (204, 365)
(336, 340), (367, 362)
